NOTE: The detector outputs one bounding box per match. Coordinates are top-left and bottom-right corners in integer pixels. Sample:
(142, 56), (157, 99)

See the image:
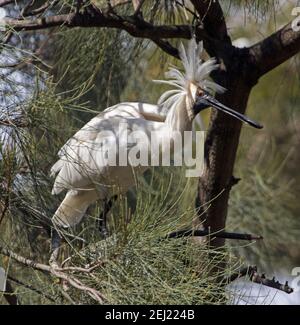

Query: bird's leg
(98, 195), (117, 239)
(49, 228), (62, 268)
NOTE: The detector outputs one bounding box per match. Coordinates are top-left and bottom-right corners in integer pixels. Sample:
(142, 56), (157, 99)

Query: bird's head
(154, 39), (263, 129)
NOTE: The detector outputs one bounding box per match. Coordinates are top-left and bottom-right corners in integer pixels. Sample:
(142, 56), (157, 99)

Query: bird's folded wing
(51, 102), (167, 194)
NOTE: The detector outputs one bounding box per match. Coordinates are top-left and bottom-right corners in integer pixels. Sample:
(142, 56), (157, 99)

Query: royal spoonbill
(51, 39), (262, 237)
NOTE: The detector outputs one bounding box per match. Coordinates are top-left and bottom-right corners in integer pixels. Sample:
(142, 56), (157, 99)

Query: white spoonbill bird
(51, 39), (262, 235)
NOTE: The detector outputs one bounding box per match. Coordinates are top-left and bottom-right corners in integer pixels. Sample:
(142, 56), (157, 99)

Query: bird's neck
(165, 96), (193, 133)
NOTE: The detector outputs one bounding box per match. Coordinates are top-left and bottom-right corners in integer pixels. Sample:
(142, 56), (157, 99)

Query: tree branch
(0, 119), (30, 128)
(3, 11), (195, 39)
(250, 21), (300, 78)
(0, 0), (14, 7)
(165, 229), (263, 241)
(3, 7), (202, 59)
(23, 0), (60, 17)
(151, 38), (180, 59)
(226, 266), (294, 294)
(0, 245), (106, 304)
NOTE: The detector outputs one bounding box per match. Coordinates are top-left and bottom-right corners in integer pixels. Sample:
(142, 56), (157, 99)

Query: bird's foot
(99, 226), (109, 240)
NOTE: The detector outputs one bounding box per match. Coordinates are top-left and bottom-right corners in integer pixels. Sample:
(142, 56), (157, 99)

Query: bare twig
(21, 0), (36, 17)
(0, 0), (14, 7)
(165, 229), (263, 241)
(50, 267), (105, 303)
(0, 245), (106, 303)
(1, 1), (206, 59)
(151, 38), (180, 59)
(226, 266), (294, 294)
(0, 119), (29, 127)
(0, 246), (51, 272)
(3, 13), (194, 38)
(24, 0), (60, 17)
(61, 262), (103, 273)
(175, 0), (199, 20)
(107, 0), (131, 10)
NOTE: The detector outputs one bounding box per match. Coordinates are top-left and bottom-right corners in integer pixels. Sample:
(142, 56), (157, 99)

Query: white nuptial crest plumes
(154, 39), (226, 110)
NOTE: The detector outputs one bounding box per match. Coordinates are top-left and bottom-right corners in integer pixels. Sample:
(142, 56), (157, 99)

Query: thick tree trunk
(196, 47), (255, 249)
(195, 19), (300, 252)
(197, 85), (251, 247)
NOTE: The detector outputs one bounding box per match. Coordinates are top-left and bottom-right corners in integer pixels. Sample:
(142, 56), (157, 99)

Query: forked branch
(0, 245), (106, 304)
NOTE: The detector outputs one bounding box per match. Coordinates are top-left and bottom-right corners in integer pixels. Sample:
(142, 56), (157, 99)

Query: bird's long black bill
(206, 96), (263, 129)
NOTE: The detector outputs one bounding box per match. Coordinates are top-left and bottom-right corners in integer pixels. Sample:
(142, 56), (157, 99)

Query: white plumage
(51, 39), (258, 229)
(51, 102), (168, 227)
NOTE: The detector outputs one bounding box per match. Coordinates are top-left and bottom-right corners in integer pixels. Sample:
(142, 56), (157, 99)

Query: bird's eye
(197, 88), (204, 97)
